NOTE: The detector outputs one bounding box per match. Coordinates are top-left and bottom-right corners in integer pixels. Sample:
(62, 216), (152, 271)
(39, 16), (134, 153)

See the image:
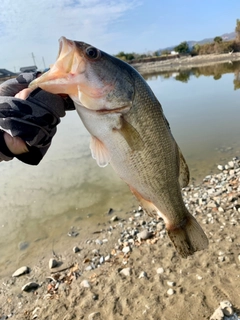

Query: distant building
(0, 69), (16, 78)
(19, 65), (37, 73)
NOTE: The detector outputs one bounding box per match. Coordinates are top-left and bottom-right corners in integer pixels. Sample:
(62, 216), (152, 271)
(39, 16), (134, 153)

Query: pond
(1, 61), (240, 274)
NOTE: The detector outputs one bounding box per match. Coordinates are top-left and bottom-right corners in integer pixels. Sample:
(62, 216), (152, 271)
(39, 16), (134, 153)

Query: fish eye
(86, 46), (100, 59)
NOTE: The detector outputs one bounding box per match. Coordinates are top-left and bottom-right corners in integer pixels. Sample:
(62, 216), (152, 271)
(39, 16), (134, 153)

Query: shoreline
(1, 157), (240, 319)
(131, 52), (240, 75)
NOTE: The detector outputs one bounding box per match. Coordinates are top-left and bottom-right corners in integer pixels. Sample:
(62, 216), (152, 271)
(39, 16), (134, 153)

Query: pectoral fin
(114, 116), (143, 151)
(90, 136), (111, 167)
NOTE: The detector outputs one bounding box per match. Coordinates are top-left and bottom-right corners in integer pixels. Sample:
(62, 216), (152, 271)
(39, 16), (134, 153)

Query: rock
(81, 280), (91, 288)
(218, 207), (224, 213)
(12, 266), (30, 277)
(134, 212), (142, 217)
(220, 301), (234, 316)
(228, 161), (234, 168)
(157, 267), (164, 274)
(110, 215), (118, 222)
(119, 267), (131, 277)
(105, 255), (111, 261)
(137, 229), (152, 240)
(92, 294), (99, 301)
(167, 288), (175, 295)
(18, 241), (29, 250)
(167, 281), (176, 287)
(218, 256), (225, 262)
(210, 301), (236, 320)
(217, 165), (224, 171)
(49, 258), (58, 269)
(122, 246), (131, 254)
(139, 271), (148, 279)
(32, 307), (40, 317)
(22, 282), (39, 292)
(85, 265), (92, 271)
(210, 307), (224, 320)
(95, 239), (103, 245)
(99, 256), (105, 264)
(73, 246), (80, 253)
(88, 312), (101, 320)
(92, 249), (99, 255)
(107, 208), (114, 215)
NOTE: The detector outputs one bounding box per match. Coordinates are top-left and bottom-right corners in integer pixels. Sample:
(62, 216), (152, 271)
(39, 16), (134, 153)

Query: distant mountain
(159, 31), (236, 53)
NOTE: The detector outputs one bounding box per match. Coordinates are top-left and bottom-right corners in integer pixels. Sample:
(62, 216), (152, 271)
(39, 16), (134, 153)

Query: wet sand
(1, 158), (240, 319)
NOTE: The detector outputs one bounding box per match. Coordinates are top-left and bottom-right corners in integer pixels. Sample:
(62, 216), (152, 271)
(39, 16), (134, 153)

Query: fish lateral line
(95, 105), (131, 114)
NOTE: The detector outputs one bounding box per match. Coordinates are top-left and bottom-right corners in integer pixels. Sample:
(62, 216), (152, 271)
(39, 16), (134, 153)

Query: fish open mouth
(29, 36), (82, 94)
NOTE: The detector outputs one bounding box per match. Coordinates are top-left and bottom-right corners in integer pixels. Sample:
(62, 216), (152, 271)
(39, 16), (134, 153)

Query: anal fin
(129, 186), (162, 219)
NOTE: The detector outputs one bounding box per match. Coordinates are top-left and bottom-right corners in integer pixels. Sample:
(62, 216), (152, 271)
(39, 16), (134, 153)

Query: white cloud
(0, 0), (139, 71)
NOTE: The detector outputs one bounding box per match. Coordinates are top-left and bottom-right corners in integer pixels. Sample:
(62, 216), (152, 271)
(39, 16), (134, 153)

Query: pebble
(139, 271), (148, 279)
(105, 255), (111, 261)
(85, 266), (93, 271)
(122, 246), (131, 254)
(167, 281), (176, 287)
(73, 246), (80, 253)
(167, 288), (175, 295)
(12, 266), (30, 277)
(119, 267), (131, 276)
(95, 239), (103, 245)
(88, 312), (101, 320)
(157, 267), (164, 274)
(220, 301), (234, 316)
(137, 229), (152, 240)
(99, 256), (105, 264)
(110, 215), (118, 222)
(22, 282), (39, 292)
(32, 307), (40, 316)
(49, 258), (58, 269)
(18, 241), (29, 251)
(210, 300), (236, 320)
(92, 249), (99, 255)
(81, 280), (91, 288)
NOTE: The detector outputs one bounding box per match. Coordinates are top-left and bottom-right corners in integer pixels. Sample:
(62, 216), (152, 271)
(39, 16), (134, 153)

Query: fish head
(30, 37), (135, 111)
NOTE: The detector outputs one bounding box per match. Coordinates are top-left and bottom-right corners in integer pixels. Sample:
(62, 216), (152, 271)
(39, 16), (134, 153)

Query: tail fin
(167, 214), (208, 258)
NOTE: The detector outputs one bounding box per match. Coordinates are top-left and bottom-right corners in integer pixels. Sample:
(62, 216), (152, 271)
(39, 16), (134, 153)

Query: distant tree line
(115, 20), (240, 62)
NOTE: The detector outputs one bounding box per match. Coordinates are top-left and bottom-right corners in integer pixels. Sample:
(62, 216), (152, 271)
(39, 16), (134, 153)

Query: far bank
(131, 52), (240, 75)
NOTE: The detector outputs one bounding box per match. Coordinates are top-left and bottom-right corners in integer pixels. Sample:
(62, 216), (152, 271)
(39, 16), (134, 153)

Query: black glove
(0, 72), (75, 165)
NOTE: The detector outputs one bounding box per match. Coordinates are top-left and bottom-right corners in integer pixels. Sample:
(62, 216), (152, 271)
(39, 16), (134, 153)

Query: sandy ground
(1, 159), (240, 319)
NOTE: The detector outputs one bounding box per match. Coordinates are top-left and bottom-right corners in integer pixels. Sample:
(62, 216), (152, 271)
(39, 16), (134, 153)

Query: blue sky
(0, 0), (240, 72)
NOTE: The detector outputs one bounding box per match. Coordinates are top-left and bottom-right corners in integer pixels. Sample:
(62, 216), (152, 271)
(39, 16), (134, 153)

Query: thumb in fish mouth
(29, 37), (81, 94)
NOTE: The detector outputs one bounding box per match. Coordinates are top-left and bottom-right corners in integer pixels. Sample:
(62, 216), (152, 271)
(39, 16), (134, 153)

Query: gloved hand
(0, 72), (75, 165)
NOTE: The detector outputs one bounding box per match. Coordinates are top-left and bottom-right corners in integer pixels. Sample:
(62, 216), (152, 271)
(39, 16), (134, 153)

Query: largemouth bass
(30, 37), (208, 258)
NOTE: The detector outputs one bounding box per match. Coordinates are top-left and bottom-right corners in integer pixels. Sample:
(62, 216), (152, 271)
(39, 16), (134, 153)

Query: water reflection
(143, 61), (240, 89)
